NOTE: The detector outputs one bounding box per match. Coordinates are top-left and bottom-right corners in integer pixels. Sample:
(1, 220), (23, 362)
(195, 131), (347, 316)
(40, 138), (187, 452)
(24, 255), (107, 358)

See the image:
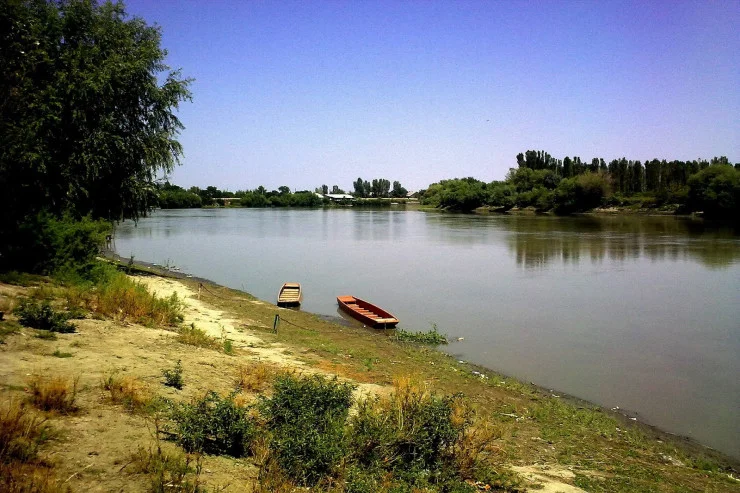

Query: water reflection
(503, 216), (740, 269)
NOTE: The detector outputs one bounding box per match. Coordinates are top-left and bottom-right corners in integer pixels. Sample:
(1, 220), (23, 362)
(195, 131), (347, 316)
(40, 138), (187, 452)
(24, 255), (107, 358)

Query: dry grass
(234, 362), (277, 394)
(0, 399), (64, 493)
(0, 398), (53, 463)
(26, 376), (79, 414)
(102, 373), (153, 413)
(0, 295), (15, 314)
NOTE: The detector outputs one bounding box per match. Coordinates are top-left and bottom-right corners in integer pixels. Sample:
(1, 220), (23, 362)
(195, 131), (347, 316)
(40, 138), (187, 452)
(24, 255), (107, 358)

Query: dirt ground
(0, 275), (603, 492)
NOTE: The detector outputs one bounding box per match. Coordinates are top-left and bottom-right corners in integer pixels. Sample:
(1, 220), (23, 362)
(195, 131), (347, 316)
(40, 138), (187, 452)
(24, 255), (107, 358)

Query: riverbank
(2, 259), (738, 491)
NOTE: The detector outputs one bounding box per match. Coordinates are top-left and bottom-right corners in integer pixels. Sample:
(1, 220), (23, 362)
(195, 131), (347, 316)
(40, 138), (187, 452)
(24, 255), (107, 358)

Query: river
(114, 208), (740, 459)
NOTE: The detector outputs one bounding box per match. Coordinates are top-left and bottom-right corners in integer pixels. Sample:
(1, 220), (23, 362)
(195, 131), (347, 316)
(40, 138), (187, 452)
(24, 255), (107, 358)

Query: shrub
(14, 299), (75, 333)
(27, 376), (78, 414)
(349, 386), (461, 473)
(163, 361), (184, 390)
(170, 391), (254, 457)
(261, 374), (355, 486)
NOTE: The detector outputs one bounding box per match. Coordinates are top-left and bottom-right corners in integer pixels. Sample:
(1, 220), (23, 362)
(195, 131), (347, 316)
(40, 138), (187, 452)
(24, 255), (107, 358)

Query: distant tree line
(156, 183), (323, 208)
(421, 151), (739, 218)
(351, 178), (408, 198)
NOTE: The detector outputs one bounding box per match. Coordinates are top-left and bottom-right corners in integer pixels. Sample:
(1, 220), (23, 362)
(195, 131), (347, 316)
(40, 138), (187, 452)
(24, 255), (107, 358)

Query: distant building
(316, 193), (355, 202)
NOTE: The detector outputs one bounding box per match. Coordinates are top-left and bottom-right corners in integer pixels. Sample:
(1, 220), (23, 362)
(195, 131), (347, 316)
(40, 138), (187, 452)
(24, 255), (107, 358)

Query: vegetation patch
(50, 349), (73, 358)
(260, 374), (354, 486)
(128, 444), (205, 493)
(14, 299), (75, 333)
(102, 373), (154, 414)
(26, 376), (78, 414)
(163, 360), (184, 390)
(168, 391), (255, 457)
(393, 325), (448, 345)
(234, 362), (276, 393)
(177, 324), (222, 350)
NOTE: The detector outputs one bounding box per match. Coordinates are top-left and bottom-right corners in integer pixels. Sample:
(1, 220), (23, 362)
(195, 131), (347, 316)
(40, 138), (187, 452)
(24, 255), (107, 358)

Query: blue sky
(124, 0), (739, 192)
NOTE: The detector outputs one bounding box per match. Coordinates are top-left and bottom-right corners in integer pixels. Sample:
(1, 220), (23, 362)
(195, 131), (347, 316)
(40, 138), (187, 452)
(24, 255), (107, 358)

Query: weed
(27, 376), (79, 414)
(261, 373), (355, 486)
(102, 373), (153, 413)
(51, 349), (73, 358)
(129, 445), (205, 492)
(234, 362), (275, 393)
(163, 361), (184, 390)
(14, 299), (75, 333)
(223, 339), (234, 355)
(177, 324), (221, 350)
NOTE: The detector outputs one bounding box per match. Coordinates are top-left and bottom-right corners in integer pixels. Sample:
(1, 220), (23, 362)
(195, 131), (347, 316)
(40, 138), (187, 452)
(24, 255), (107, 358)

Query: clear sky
(124, 0), (739, 193)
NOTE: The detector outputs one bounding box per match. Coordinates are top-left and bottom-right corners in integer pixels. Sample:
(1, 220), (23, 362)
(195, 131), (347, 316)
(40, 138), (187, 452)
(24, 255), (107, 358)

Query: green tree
(1, 0), (192, 270)
(687, 165), (739, 218)
(390, 180), (408, 198)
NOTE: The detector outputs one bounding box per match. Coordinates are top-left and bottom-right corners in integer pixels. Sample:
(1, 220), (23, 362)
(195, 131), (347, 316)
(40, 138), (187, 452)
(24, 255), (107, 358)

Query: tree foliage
(687, 165), (739, 219)
(0, 0), (192, 269)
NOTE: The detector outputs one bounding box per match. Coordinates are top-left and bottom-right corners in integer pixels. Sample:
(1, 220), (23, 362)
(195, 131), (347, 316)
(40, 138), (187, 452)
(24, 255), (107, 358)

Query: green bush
(3, 213), (110, 275)
(261, 374), (355, 486)
(350, 392), (461, 473)
(15, 299), (75, 333)
(169, 391), (254, 457)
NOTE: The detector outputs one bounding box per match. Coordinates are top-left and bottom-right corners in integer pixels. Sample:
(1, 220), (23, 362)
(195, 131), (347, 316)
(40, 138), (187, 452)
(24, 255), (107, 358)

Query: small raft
(277, 283), (302, 307)
(336, 295), (399, 328)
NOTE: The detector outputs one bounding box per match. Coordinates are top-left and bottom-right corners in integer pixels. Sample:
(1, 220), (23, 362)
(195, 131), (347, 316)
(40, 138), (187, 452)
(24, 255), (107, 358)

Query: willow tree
(0, 0), (191, 268)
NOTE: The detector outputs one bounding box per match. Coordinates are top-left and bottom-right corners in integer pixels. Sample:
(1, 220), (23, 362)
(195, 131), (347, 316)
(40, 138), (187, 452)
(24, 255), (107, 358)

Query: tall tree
(0, 0), (192, 226)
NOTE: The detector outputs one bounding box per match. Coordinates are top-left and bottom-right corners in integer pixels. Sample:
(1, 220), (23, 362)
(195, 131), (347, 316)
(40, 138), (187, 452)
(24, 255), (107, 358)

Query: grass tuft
(128, 445), (205, 492)
(50, 349), (73, 358)
(177, 324), (221, 350)
(102, 373), (153, 413)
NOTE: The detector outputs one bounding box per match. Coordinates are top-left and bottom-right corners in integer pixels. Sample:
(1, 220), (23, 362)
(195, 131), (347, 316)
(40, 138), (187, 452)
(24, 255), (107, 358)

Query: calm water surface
(115, 208), (740, 458)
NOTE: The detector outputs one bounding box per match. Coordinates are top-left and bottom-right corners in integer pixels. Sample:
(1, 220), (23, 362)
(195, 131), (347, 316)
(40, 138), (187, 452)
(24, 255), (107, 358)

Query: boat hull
(277, 283), (302, 307)
(337, 295), (398, 328)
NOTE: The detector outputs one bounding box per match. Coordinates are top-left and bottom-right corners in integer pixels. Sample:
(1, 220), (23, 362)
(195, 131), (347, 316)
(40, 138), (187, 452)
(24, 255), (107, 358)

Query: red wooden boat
(336, 295), (399, 328)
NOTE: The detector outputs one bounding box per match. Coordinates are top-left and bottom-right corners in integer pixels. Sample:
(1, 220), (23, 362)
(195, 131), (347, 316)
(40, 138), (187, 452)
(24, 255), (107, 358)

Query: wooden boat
(336, 295), (398, 328)
(277, 283), (302, 307)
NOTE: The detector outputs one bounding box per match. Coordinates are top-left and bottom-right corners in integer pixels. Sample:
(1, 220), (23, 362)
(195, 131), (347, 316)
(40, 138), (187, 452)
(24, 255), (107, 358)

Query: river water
(114, 208), (740, 459)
